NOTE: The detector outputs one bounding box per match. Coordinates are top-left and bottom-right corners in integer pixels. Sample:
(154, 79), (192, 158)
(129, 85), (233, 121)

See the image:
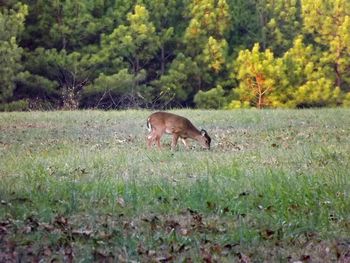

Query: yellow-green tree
(184, 0), (230, 84)
(233, 43), (284, 109)
(302, 0), (350, 91)
(282, 36), (341, 107)
(102, 5), (159, 77)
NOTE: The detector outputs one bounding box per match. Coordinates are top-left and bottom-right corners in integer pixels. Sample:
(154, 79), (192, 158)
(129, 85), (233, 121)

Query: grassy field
(0, 109), (350, 262)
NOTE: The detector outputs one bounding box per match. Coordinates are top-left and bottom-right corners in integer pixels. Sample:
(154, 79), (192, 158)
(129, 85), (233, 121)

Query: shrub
(0, 99), (29, 112)
(343, 92), (350, 108)
(225, 100), (250, 109)
(194, 85), (226, 109)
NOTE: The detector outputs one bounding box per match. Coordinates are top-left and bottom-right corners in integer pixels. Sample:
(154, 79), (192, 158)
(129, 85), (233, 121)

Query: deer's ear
(201, 129), (207, 136)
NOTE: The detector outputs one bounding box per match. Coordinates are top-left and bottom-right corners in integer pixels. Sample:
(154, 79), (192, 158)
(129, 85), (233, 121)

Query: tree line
(1, 0), (350, 111)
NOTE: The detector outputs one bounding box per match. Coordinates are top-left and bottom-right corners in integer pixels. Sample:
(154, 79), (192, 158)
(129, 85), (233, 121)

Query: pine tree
(183, 0), (230, 90)
(139, 0), (183, 76)
(152, 53), (200, 106)
(102, 5), (159, 77)
(0, 3), (27, 103)
(281, 36), (341, 107)
(302, 0), (350, 91)
(263, 0), (302, 55)
(233, 43), (284, 108)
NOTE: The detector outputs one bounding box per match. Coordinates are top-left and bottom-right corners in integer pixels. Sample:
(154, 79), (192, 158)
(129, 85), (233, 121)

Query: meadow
(0, 109), (349, 262)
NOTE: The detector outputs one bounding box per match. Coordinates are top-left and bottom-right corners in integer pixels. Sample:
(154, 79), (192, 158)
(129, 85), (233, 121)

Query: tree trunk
(334, 62), (342, 89)
(160, 46), (165, 76)
(258, 5), (267, 50)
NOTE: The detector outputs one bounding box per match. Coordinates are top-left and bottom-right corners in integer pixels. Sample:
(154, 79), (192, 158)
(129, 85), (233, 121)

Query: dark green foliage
(14, 71), (59, 101)
(0, 3), (27, 103)
(80, 69), (151, 109)
(0, 99), (28, 111)
(194, 85), (227, 109)
(0, 0), (349, 109)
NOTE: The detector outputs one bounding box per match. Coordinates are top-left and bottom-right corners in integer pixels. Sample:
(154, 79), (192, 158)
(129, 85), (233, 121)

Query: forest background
(1, 0), (350, 111)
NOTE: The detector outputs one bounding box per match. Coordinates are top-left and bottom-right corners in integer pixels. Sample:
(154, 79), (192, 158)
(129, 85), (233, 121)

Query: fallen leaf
(55, 215), (68, 228)
(0, 226), (8, 235)
(72, 229), (93, 237)
(21, 226), (32, 234)
(300, 254), (311, 262)
(165, 219), (180, 231)
(64, 245), (74, 263)
(43, 246), (52, 257)
(260, 229), (275, 240)
(117, 197), (125, 208)
(210, 243), (222, 254)
(201, 247), (212, 263)
(39, 222), (55, 232)
(237, 252), (251, 263)
(156, 255), (173, 262)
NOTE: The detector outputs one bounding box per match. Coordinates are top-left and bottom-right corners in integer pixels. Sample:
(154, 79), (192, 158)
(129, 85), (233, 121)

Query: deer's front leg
(181, 138), (190, 150)
(171, 134), (179, 150)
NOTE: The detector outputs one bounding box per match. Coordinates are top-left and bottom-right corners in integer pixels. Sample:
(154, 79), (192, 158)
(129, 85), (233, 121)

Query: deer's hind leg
(171, 133), (180, 151)
(147, 132), (155, 149)
(156, 128), (167, 150)
(147, 129), (158, 149)
(147, 128), (164, 150)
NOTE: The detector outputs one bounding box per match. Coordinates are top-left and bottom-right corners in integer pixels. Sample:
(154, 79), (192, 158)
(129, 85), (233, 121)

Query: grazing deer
(146, 112), (211, 150)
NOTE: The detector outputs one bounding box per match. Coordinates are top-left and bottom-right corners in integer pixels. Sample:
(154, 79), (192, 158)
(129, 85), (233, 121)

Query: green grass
(0, 109), (350, 262)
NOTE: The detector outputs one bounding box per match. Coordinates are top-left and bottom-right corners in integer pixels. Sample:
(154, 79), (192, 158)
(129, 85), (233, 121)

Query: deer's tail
(146, 117), (152, 132)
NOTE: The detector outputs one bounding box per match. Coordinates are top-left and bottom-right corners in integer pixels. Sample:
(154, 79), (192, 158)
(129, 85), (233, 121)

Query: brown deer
(146, 112), (211, 150)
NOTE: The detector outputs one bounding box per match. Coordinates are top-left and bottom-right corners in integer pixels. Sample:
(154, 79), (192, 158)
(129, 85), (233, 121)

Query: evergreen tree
(102, 5), (159, 77)
(227, 0), (261, 51)
(1, 0), (348, 109)
(282, 36), (341, 107)
(233, 43), (284, 108)
(23, 48), (94, 109)
(183, 0), (230, 91)
(302, 0), (350, 91)
(0, 3), (27, 103)
(21, 0), (131, 51)
(153, 53), (200, 107)
(139, 0), (183, 76)
(259, 0), (302, 55)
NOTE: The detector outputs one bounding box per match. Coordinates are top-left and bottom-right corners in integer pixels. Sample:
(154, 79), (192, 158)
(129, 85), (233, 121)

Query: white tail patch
(147, 117), (152, 132)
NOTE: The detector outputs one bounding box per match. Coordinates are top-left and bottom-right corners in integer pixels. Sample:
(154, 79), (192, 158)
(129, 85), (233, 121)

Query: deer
(146, 111), (211, 150)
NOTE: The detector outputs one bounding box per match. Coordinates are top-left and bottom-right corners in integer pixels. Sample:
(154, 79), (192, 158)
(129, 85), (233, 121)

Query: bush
(194, 86), (227, 109)
(0, 99), (29, 112)
(290, 78), (341, 108)
(27, 98), (55, 110)
(343, 92), (350, 108)
(80, 69), (149, 109)
(225, 100), (251, 109)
